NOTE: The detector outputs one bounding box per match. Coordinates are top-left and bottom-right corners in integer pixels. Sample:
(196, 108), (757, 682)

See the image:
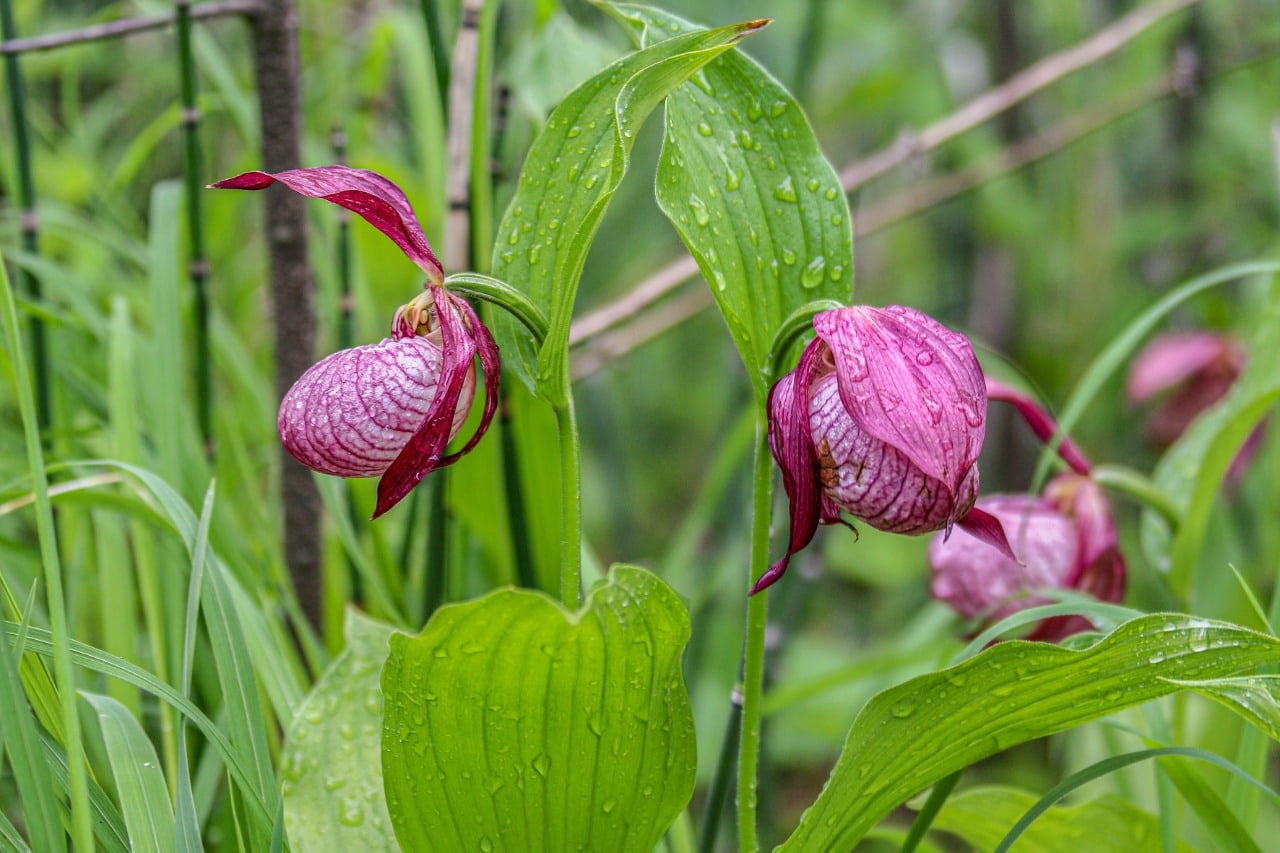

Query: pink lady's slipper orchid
(211, 166), (499, 518)
(929, 380), (1125, 641)
(755, 305), (1013, 594)
(929, 475), (1126, 642)
(1127, 331), (1262, 484)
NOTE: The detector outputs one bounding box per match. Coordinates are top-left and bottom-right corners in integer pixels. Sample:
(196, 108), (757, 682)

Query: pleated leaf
(490, 18), (766, 405)
(381, 566), (695, 852)
(283, 610), (398, 852)
(608, 4), (853, 399)
(779, 613), (1280, 850)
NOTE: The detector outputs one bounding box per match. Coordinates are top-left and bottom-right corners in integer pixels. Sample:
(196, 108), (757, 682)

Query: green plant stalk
(176, 0), (213, 455)
(419, 0), (451, 107)
(554, 384), (582, 608)
(738, 406), (773, 852)
(901, 769), (962, 853)
(1, 0), (50, 432)
(697, 686), (743, 853)
(0, 251), (92, 849)
(424, 471), (448, 617)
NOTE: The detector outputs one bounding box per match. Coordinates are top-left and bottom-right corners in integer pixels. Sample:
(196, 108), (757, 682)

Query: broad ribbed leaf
(608, 4), (853, 399)
(490, 19), (765, 404)
(283, 610), (397, 852)
(81, 692), (174, 853)
(381, 566), (695, 852)
(930, 786), (1181, 852)
(779, 613), (1280, 850)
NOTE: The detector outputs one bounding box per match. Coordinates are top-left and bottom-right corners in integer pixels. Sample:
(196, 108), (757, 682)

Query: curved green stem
(445, 271), (550, 343)
(737, 402), (773, 851)
(554, 389), (582, 608)
(768, 298), (843, 380)
(1091, 463), (1181, 529)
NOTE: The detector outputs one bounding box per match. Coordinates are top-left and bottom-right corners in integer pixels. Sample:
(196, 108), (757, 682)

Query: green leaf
(490, 18), (766, 404)
(0, 605), (63, 853)
(1170, 674), (1280, 742)
(931, 785), (1182, 852)
(381, 566), (695, 851)
(609, 4), (853, 399)
(777, 613), (1280, 850)
(283, 610), (398, 852)
(81, 692), (175, 853)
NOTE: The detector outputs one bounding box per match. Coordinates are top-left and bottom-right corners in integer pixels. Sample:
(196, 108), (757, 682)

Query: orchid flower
(756, 304), (1013, 594)
(211, 166), (499, 518)
(1127, 331), (1262, 484)
(929, 380), (1125, 641)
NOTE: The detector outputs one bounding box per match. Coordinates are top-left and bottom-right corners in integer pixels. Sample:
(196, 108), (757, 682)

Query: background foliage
(3, 0), (1280, 849)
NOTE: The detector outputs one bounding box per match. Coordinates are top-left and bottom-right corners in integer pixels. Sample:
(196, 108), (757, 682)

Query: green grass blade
(995, 748), (1275, 853)
(0, 598), (63, 852)
(39, 736), (130, 853)
(0, 245), (85, 850)
(0, 624), (272, 833)
(81, 692), (175, 853)
(1037, 260), (1280, 490)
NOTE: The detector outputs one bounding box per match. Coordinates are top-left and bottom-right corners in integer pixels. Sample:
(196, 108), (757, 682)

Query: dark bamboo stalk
(247, 0), (322, 629)
(176, 0), (213, 457)
(1, 0), (51, 433)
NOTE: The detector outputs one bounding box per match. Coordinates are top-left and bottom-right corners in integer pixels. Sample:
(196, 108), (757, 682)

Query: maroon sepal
(210, 165), (444, 280)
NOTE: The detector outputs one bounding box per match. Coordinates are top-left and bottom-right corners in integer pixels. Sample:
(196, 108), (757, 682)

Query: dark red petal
(955, 506), (1017, 562)
(437, 292), (500, 467)
(986, 378), (1092, 476)
(374, 286), (478, 517)
(752, 340), (825, 595)
(210, 165), (444, 279)
(815, 306), (986, 500)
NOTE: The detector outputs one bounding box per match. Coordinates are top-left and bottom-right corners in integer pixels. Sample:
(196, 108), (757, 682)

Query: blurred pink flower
(756, 305), (1012, 594)
(1127, 331), (1246, 446)
(212, 166), (499, 518)
(929, 474), (1125, 642)
(929, 380), (1125, 641)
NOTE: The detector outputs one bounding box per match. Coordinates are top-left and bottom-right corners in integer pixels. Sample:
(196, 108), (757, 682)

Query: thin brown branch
(571, 287), (713, 382)
(0, 0), (262, 55)
(855, 74), (1178, 236)
(838, 0), (1198, 190)
(444, 0), (482, 269)
(567, 0), (1199, 350)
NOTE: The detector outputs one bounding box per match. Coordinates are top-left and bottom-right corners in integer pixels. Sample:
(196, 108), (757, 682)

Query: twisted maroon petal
(210, 165), (444, 279)
(752, 339), (826, 595)
(374, 285), (497, 517)
(815, 306), (985, 501)
(955, 506), (1016, 562)
(436, 293), (500, 468)
(986, 379), (1091, 476)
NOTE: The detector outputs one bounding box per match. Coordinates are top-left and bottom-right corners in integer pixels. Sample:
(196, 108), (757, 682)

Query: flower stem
(737, 404), (773, 852)
(554, 390), (582, 608)
(698, 683), (743, 853)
